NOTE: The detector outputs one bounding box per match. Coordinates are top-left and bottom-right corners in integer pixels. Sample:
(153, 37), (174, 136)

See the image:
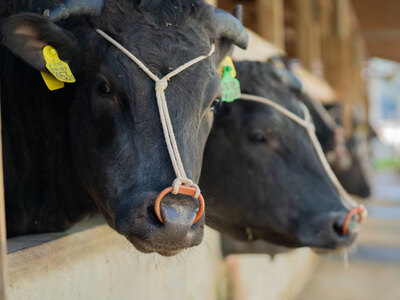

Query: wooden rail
(6, 220), (316, 300)
(0, 78), (8, 299)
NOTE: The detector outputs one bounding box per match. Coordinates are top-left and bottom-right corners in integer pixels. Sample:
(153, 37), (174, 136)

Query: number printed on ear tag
(43, 45), (76, 83)
(221, 66), (241, 102)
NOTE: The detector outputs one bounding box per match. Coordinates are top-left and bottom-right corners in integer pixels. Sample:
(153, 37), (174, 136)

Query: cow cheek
(90, 96), (120, 119)
(202, 111), (214, 137)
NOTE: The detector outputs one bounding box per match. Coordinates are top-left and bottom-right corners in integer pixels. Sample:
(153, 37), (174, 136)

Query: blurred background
(210, 0), (400, 298)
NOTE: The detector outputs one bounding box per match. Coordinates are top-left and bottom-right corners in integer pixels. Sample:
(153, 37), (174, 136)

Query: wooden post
(293, 0), (323, 75)
(256, 0), (285, 49)
(218, 0), (284, 49)
(0, 80), (8, 300)
(319, 0), (368, 136)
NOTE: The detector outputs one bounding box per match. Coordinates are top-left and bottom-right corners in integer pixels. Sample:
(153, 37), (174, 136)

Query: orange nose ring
(154, 186), (205, 225)
(342, 206), (366, 235)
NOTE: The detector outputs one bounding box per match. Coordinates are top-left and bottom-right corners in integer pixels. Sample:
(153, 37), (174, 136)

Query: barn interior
(1, 0), (400, 299)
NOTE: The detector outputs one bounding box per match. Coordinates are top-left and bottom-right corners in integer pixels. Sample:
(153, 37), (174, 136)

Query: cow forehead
(112, 31), (213, 73)
(98, 0), (216, 46)
(90, 2), (217, 79)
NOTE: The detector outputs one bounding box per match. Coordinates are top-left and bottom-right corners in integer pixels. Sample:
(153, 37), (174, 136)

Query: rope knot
(156, 78), (169, 92)
(172, 178), (201, 198)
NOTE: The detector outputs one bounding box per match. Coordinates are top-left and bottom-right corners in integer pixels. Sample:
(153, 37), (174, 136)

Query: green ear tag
(221, 66), (241, 102)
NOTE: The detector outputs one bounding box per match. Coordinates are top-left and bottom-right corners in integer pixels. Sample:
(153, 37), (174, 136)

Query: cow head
(324, 104), (372, 198)
(332, 128), (372, 198)
(0, 0), (249, 256)
(201, 61), (360, 250)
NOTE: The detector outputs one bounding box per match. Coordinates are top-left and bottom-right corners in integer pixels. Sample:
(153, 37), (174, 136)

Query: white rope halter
(240, 93), (366, 213)
(95, 29), (215, 198)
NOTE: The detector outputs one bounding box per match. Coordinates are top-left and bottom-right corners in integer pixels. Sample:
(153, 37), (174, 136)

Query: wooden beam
(364, 36), (400, 62)
(352, 0), (400, 31)
(232, 27), (285, 61)
(0, 78), (8, 299)
(352, 0), (400, 61)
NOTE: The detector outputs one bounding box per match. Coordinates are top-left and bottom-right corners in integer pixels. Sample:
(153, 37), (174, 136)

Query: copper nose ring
(154, 185), (205, 224)
(342, 205), (366, 235)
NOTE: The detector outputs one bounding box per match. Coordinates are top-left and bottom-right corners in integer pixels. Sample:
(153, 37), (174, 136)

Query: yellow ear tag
(43, 45), (76, 83)
(40, 71), (65, 91)
(218, 56), (237, 78)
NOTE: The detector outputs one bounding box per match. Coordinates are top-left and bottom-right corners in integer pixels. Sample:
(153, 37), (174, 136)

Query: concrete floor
(297, 170), (400, 300)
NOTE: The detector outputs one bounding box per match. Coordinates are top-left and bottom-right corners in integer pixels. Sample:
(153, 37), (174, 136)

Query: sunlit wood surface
(0, 77), (8, 300)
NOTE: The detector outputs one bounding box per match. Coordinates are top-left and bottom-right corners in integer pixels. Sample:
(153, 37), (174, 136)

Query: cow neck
(95, 28), (215, 198)
(239, 93), (367, 217)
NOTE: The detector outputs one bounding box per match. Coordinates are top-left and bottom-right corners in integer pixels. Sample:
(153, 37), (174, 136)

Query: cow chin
(311, 247), (340, 255)
(126, 235), (187, 257)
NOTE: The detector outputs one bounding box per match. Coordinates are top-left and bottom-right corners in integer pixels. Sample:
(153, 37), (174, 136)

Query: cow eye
(97, 80), (112, 95)
(210, 97), (222, 111)
(250, 131), (267, 144)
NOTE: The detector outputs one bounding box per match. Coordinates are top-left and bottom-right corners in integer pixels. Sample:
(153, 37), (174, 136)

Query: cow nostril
(147, 206), (163, 227)
(333, 219), (344, 237)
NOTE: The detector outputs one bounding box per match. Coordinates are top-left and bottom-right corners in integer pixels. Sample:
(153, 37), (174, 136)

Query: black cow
(201, 61), (360, 250)
(336, 134), (372, 198)
(325, 104), (372, 198)
(0, 0), (248, 256)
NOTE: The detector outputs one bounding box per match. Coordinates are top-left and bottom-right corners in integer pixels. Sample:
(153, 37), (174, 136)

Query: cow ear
(0, 13), (77, 71)
(273, 67), (303, 93)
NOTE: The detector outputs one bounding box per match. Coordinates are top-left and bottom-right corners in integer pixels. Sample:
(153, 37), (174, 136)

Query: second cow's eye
(249, 130), (267, 144)
(97, 79), (112, 95)
(210, 97), (222, 111)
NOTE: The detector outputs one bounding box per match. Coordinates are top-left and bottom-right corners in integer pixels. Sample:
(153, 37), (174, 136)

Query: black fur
(201, 61), (358, 250)
(1, 0), (243, 256)
(326, 104), (372, 198)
